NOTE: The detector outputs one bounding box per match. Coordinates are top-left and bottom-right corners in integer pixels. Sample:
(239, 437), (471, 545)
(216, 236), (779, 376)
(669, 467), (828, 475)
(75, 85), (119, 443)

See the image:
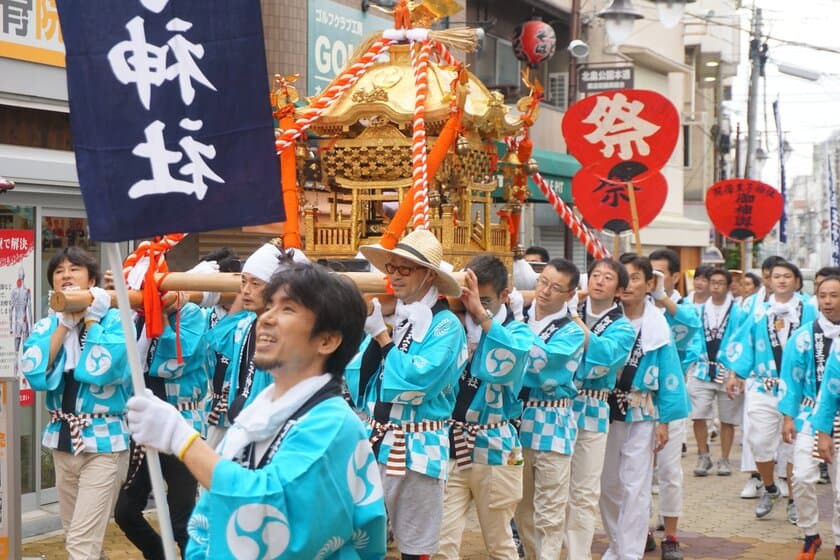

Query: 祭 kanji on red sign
(572, 161), (667, 234)
(562, 89), (680, 183)
(705, 178), (783, 241)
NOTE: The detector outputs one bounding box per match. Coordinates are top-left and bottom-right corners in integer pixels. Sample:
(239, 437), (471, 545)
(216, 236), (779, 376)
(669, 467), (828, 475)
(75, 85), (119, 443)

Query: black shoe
(820, 462), (831, 484)
(646, 531), (657, 552)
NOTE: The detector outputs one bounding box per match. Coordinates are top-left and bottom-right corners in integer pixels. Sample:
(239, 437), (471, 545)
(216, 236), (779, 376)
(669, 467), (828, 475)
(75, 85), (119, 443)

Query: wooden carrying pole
(626, 181), (642, 255)
(51, 290), (237, 313)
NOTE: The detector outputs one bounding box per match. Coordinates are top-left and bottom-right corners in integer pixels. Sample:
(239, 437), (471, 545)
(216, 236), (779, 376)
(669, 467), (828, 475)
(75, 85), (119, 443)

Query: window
(474, 35), (521, 100)
(546, 72), (569, 111)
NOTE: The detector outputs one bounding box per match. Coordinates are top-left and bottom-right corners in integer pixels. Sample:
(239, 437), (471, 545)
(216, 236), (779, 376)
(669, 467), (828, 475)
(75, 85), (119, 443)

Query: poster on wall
(0, 0), (65, 67)
(0, 230), (35, 407)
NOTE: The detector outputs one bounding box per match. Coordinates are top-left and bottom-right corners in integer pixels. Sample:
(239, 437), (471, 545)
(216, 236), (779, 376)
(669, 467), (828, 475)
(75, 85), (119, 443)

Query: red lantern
(512, 20), (557, 68)
(562, 89), (679, 183)
(705, 178), (783, 241)
(572, 160), (667, 234)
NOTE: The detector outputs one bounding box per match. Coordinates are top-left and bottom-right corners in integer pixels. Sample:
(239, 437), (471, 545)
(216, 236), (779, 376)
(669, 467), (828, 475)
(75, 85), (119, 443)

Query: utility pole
(743, 6), (763, 269)
(568, 0), (581, 104)
(744, 7), (762, 179)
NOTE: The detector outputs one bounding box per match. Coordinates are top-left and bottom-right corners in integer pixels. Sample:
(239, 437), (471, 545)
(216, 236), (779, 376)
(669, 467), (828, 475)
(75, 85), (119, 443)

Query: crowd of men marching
(19, 233), (840, 560)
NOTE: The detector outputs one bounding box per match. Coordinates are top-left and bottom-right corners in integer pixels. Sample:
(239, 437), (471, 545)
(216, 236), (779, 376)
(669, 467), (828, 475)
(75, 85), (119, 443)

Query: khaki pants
(515, 448), (572, 560)
(565, 429), (608, 560)
(54, 450), (129, 560)
(435, 461), (523, 560)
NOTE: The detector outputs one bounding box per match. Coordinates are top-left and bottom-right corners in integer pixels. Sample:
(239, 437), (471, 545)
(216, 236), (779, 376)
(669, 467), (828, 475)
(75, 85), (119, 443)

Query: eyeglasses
(384, 262), (421, 276)
(536, 275), (573, 294)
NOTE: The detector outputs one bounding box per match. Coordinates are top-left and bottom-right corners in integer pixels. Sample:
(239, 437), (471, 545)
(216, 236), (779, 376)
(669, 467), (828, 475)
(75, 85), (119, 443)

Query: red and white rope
(532, 172), (610, 259)
(432, 41), (459, 68)
(410, 40), (432, 230)
(275, 38), (394, 154)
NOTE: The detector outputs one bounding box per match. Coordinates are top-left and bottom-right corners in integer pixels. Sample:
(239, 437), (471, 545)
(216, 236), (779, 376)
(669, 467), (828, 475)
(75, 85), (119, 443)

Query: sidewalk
(22, 430), (837, 558)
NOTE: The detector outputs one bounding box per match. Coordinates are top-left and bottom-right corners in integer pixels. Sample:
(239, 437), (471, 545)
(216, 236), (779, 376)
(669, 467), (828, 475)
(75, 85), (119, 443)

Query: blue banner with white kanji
(57, 0), (284, 241)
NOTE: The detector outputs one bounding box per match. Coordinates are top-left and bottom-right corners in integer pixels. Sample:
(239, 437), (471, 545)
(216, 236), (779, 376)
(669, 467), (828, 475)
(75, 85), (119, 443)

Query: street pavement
(22, 426), (838, 559)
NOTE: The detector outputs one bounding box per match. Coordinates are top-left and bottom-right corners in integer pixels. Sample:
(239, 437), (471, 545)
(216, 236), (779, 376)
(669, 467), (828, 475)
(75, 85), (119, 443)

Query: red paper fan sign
(562, 89), (679, 182)
(572, 160), (667, 234)
(705, 179), (783, 241)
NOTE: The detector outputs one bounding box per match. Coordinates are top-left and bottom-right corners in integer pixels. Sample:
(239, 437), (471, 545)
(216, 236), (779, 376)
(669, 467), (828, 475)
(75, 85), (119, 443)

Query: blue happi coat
(144, 303), (212, 433)
(203, 310), (271, 427)
(778, 319), (836, 434)
(720, 298), (818, 394)
(370, 305), (468, 480)
(683, 300), (747, 382)
(21, 309), (133, 453)
(612, 301), (689, 424)
(663, 297), (702, 362)
(519, 309), (585, 455)
(186, 395), (387, 559)
(450, 309), (532, 465)
(809, 341), (840, 436)
(572, 303), (635, 434)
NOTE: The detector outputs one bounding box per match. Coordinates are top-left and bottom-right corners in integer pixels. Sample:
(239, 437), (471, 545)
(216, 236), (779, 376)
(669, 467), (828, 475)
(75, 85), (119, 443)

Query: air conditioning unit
(547, 72), (569, 111)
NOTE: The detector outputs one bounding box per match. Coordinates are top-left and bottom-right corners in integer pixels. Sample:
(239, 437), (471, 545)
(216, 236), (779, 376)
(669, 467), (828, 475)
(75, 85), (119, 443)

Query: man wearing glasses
(513, 258), (585, 560)
(359, 229), (467, 560)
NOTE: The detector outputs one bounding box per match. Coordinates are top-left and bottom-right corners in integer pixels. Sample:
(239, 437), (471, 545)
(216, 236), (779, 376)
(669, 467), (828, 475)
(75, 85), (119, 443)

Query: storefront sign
(0, 0), (65, 67)
(307, 0), (389, 95)
(579, 66), (633, 93)
(57, 0), (284, 241)
(0, 230), (34, 406)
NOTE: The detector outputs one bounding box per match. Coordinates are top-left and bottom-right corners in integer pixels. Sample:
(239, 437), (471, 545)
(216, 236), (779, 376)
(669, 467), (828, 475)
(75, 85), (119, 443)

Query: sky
(723, 0), (840, 181)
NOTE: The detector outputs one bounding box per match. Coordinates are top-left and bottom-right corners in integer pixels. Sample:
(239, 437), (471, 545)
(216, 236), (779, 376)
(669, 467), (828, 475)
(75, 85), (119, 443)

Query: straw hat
(360, 229), (461, 297)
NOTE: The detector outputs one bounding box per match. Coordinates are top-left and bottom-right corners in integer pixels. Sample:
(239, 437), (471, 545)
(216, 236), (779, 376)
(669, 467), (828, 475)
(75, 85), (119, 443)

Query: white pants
(515, 448), (571, 560)
(565, 429), (609, 560)
(740, 379), (756, 472)
(747, 388), (784, 463)
(657, 419), (685, 518)
(600, 421), (655, 560)
(793, 430), (840, 541)
(435, 462), (523, 560)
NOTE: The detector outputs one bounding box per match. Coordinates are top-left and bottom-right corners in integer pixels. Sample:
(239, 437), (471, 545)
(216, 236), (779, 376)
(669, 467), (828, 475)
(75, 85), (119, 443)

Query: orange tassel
(280, 114), (301, 248)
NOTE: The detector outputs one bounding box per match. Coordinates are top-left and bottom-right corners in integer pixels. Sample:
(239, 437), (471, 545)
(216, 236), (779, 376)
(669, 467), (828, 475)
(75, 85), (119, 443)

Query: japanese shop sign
(0, 0), (64, 67)
(308, 0), (390, 95)
(579, 66), (634, 93)
(705, 178), (783, 241)
(56, 0), (284, 241)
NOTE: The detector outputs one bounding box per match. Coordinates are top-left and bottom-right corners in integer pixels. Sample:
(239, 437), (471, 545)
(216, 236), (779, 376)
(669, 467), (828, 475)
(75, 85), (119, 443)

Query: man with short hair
(687, 265), (713, 306)
(514, 258), (586, 560)
(359, 229), (468, 560)
(435, 255), (532, 559)
(648, 249), (702, 558)
(204, 244), (307, 449)
(684, 268), (747, 477)
(565, 258), (636, 560)
(524, 246), (550, 264)
(782, 275), (840, 559)
(125, 263), (388, 558)
(724, 261), (818, 520)
(600, 254), (689, 560)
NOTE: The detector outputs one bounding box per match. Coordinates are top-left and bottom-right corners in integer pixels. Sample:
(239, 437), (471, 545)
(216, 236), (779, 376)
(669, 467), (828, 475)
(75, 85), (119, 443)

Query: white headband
(242, 243), (282, 283)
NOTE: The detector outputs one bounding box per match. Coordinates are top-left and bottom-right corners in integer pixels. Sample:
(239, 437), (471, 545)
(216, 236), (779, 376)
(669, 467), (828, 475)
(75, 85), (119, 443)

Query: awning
(491, 143), (579, 203)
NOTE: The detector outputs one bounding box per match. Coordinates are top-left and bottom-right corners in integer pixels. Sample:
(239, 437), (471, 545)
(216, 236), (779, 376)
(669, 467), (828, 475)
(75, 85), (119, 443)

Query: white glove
(364, 298), (387, 337)
(568, 291), (580, 317)
(509, 288), (525, 321)
(85, 287), (111, 323)
(186, 260), (219, 275)
(652, 270), (667, 300)
(127, 389), (198, 457)
(57, 311), (81, 330)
